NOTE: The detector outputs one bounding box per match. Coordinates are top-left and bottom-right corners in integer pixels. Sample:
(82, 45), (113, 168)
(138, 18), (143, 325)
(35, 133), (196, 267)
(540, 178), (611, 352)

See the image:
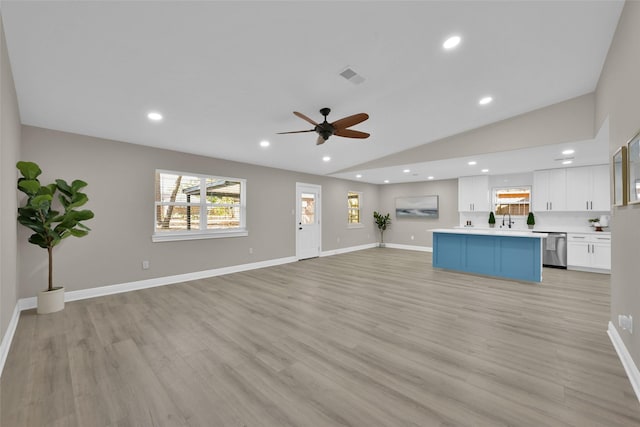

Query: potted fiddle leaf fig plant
(373, 211), (391, 247)
(16, 161), (95, 314)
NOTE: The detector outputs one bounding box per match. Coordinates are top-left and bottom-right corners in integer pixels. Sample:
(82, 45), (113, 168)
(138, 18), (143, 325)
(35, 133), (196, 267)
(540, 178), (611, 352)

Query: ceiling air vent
(340, 67), (365, 85)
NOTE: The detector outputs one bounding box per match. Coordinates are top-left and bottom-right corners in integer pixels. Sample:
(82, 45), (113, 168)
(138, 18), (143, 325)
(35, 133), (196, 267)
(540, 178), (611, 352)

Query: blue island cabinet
(432, 231), (544, 282)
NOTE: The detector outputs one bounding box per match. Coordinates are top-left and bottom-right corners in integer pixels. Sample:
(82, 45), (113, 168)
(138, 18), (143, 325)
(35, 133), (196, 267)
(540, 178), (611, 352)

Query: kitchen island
(431, 228), (548, 282)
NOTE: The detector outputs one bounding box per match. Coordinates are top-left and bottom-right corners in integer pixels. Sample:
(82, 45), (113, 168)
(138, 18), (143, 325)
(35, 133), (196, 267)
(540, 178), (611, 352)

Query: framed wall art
(613, 145), (627, 206)
(395, 195), (439, 218)
(628, 131), (640, 205)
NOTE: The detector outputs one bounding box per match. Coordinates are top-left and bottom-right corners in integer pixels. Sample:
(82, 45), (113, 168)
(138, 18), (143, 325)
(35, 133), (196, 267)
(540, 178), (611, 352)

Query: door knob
(298, 227), (302, 230)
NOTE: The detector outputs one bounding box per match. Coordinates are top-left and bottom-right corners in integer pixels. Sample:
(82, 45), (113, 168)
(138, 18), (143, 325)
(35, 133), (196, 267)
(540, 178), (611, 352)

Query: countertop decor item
(527, 212), (535, 229)
(488, 211), (496, 228)
(373, 211), (391, 247)
(16, 161), (95, 314)
(589, 217), (603, 232)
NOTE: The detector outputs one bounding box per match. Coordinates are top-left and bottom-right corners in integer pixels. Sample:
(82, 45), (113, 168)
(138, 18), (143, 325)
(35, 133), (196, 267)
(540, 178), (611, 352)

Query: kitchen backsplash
(459, 211), (611, 232)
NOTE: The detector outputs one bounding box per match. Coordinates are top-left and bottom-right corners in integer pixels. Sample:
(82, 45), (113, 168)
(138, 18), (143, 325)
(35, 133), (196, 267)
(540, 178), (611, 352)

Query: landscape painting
(395, 195), (439, 218)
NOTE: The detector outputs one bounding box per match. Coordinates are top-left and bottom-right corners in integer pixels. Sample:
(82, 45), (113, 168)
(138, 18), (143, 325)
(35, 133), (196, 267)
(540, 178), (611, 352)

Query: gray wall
(0, 17), (21, 344)
(19, 126), (379, 298)
(377, 179), (458, 247)
(595, 1), (640, 367)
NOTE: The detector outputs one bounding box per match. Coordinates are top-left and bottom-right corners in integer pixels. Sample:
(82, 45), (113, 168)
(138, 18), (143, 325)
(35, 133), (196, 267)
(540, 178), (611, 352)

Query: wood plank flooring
(2, 248), (639, 426)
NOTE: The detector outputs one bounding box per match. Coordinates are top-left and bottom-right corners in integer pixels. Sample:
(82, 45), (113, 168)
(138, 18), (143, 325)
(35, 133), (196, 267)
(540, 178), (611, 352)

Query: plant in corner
(527, 212), (535, 229)
(488, 211), (496, 228)
(373, 211), (391, 247)
(16, 161), (95, 314)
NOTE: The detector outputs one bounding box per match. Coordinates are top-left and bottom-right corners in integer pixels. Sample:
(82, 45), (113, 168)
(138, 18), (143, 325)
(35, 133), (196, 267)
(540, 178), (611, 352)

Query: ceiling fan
(277, 107), (370, 145)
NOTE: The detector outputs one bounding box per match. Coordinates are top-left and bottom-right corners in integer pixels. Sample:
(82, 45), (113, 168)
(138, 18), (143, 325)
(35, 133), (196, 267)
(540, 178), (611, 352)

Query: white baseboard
(608, 321), (640, 403)
(384, 243), (433, 252)
(320, 243), (377, 257)
(0, 303), (21, 378)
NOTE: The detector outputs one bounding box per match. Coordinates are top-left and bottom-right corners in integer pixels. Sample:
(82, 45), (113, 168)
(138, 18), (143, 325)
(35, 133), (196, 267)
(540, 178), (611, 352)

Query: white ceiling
(0, 1), (623, 183)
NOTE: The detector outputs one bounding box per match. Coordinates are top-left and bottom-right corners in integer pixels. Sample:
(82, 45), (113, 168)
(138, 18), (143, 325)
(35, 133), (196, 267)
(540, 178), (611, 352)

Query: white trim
(608, 321), (640, 403)
(384, 243), (433, 252)
(152, 229), (248, 242)
(321, 243), (377, 257)
(0, 304), (21, 378)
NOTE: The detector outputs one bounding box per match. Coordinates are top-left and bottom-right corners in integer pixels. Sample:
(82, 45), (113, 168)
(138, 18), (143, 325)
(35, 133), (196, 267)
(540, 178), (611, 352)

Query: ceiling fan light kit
(278, 107), (370, 145)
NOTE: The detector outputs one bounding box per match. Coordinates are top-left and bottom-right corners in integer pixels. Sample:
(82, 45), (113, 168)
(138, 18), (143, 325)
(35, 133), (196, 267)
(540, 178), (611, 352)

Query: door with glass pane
(296, 183), (321, 260)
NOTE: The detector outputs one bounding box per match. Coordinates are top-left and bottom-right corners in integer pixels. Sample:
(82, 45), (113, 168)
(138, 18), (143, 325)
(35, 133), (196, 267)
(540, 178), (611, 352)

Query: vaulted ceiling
(0, 1), (624, 183)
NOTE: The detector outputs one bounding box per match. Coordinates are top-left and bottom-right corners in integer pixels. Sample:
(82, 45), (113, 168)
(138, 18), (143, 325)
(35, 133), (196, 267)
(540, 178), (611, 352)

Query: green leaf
(28, 233), (49, 249)
(71, 180), (88, 192)
(38, 183), (57, 196)
(29, 194), (52, 210)
(73, 210), (94, 221)
(55, 179), (73, 197)
(16, 161), (41, 180)
(68, 193), (88, 209)
(69, 228), (89, 237)
(17, 179), (41, 195)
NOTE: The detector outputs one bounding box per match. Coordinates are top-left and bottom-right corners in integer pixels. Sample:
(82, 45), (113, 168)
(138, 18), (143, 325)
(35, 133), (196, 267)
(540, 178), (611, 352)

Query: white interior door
(296, 183), (321, 260)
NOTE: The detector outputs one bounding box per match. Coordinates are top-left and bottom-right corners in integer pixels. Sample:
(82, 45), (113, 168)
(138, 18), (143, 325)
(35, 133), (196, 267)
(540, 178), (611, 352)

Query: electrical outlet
(619, 314), (633, 334)
(411, 235), (415, 240)
(142, 260), (150, 270)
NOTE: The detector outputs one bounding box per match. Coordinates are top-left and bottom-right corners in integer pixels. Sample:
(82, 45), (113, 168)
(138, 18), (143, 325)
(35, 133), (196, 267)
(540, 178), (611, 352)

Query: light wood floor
(2, 248), (639, 426)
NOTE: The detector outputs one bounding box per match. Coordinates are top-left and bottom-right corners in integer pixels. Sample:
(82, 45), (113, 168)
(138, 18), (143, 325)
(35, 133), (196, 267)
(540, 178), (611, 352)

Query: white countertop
(453, 225), (610, 236)
(432, 228), (547, 238)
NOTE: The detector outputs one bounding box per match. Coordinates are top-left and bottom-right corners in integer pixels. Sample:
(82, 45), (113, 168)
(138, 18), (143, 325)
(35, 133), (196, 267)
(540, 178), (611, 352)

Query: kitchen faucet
(502, 213), (514, 228)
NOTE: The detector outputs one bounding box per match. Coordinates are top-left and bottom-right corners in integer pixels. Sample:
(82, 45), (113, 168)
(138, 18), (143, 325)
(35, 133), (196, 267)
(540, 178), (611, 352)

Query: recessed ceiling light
(356, 174), (362, 178)
(478, 96), (493, 106)
(322, 156), (331, 162)
(481, 169), (489, 173)
(259, 140), (270, 147)
(468, 161), (477, 166)
(383, 179), (390, 184)
(147, 111), (163, 121)
(443, 35), (461, 50)
(403, 169), (411, 173)
(562, 149), (575, 155)
(562, 160), (573, 165)
(427, 176), (434, 180)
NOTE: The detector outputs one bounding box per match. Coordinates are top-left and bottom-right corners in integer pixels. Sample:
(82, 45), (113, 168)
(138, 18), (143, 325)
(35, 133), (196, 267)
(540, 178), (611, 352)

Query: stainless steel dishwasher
(534, 231), (567, 268)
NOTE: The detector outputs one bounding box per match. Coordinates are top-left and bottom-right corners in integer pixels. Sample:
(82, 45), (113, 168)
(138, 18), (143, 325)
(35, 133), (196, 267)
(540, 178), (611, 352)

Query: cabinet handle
(596, 237), (610, 241)
(573, 236), (586, 239)
(591, 201), (593, 210)
(550, 202), (552, 210)
(588, 245), (591, 253)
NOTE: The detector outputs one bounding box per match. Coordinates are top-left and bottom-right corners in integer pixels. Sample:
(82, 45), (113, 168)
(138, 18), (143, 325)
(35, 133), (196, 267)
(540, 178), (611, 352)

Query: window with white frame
(153, 170), (247, 242)
(348, 191), (362, 226)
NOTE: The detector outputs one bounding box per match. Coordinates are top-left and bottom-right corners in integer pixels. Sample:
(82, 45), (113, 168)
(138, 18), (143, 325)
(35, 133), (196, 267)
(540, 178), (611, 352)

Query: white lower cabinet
(567, 233), (611, 273)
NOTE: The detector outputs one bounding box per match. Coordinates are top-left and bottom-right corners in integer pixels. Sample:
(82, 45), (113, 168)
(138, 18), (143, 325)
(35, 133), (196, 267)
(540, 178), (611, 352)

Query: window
(493, 186), (531, 216)
(153, 170), (247, 242)
(348, 191), (362, 226)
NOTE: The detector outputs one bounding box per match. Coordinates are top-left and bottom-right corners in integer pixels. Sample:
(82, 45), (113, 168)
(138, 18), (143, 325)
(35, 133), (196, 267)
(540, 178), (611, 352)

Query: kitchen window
(493, 186), (531, 216)
(348, 191), (363, 227)
(153, 170), (247, 242)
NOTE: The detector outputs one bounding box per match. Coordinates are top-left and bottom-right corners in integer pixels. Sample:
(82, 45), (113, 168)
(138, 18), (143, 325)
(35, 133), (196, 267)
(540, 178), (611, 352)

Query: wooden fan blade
(276, 129), (315, 134)
(293, 111), (318, 126)
(316, 135), (327, 145)
(331, 113), (369, 130)
(334, 129), (370, 139)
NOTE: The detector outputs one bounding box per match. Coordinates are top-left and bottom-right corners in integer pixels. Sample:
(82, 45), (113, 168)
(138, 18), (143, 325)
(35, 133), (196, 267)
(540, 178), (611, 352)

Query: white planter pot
(37, 287), (65, 314)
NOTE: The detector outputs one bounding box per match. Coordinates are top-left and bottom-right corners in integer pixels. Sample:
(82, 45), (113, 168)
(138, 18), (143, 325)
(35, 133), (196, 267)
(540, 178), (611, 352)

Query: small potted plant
(16, 161), (94, 314)
(373, 211), (391, 247)
(589, 217), (602, 232)
(488, 211), (496, 228)
(527, 212), (535, 229)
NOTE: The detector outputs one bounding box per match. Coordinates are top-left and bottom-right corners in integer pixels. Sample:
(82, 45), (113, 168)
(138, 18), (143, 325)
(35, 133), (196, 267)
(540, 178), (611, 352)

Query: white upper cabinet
(458, 175), (490, 212)
(533, 169), (566, 211)
(565, 165), (610, 211)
